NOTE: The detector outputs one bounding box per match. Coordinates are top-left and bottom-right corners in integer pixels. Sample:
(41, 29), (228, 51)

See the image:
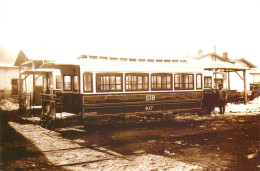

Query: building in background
(191, 51), (257, 92)
(0, 64), (19, 97)
(0, 46), (24, 97)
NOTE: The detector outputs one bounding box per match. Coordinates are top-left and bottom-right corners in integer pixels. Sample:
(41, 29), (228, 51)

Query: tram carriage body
(41, 59), (215, 124)
(81, 91), (204, 123)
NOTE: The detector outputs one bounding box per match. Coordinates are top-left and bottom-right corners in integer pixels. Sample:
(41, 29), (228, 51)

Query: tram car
(40, 56), (215, 125)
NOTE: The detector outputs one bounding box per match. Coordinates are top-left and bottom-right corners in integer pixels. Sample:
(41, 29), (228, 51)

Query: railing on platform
(41, 91), (63, 119)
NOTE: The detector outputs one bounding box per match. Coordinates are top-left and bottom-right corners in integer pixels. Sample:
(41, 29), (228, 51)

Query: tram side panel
(81, 91), (203, 123)
(202, 89), (215, 114)
(62, 93), (81, 114)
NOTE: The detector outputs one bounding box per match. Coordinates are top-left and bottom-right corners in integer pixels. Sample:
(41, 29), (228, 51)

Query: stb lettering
(146, 95), (155, 101)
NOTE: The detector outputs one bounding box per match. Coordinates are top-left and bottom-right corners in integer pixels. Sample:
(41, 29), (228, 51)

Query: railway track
(8, 120), (132, 170)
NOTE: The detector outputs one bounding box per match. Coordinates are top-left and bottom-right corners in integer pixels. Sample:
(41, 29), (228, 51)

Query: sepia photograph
(0, 0), (260, 170)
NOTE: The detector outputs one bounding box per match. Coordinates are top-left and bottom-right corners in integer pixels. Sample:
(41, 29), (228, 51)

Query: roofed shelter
(14, 50), (56, 113)
(191, 52), (256, 104)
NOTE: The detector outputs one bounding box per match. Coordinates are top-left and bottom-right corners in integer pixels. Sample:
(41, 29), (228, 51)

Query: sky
(0, 0), (260, 66)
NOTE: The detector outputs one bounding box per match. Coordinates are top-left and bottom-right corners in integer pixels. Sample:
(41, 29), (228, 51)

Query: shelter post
(243, 69), (247, 104)
(32, 61), (36, 108)
(33, 72), (35, 108)
(227, 71), (230, 90)
(18, 65), (22, 112)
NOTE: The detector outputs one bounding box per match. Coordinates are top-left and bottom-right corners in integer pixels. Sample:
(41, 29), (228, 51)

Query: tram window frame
(174, 74), (194, 90)
(196, 74), (202, 90)
(73, 75), (79, 92)
(47, 74), (53, 89)
(56, 75), (61, 89)
(43, 76), (47, 89)
(96, 73), (123, 92)
(63, 75), (72, 91)
(204, 76), (212, 88)
(83, 72), (93, 93)
(151, 73), (172, 91)
(125, 73), (149, 91)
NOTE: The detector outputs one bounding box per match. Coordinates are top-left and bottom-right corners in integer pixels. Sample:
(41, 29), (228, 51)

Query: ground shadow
(0, 114), (65, 170)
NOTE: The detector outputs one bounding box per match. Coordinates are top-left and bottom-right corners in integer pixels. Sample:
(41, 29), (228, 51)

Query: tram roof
(40, 59), (205, 72)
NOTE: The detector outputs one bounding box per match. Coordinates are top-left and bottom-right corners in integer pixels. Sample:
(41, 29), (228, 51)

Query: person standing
(216, 84), (228, 114)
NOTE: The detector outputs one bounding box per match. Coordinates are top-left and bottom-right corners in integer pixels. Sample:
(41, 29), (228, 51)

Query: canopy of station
(21, 68), (56, 75)
(39, 60), (81, 69)
(190, 60), (249, 104)
(20, 60), (53, 69)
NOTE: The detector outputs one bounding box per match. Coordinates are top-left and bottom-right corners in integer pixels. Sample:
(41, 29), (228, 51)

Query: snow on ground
(0, 98), (19, 111)
(224, 96), (260, 115)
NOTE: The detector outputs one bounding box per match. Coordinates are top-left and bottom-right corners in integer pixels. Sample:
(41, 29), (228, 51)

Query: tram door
(61, 66), (81, 114)
(34, 74), (43, 106)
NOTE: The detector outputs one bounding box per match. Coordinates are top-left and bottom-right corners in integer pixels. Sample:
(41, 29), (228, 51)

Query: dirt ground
(1, 97), (260, 170)
(1, 112), (259, 170)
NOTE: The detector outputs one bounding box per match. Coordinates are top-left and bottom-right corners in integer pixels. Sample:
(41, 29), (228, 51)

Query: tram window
(138, 76), (142, 90)
(185, 75), (194, 89)
(43, 76), (47, 89)
(151, 73), (172, 91)
(174, 74), (194, 90)
(44, 75), (52, 89)
(144, 76), (148, 90)
(96, 73), (123, 92)
(204, 76), (212, 88)
(125, 73), (149, 91)
(73, 75), (79, 91)
(110, 76), (116, 90)
(64, 75), (72, 91)
(83, 73), (93, 92)
(48, 75), (53, 89)
(116, 76), (122, 90)
(196, 74), (202, 90)
(56, 75), (61, 89)
(174, 74), (182, 89)
(253, 85), (258, 91)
